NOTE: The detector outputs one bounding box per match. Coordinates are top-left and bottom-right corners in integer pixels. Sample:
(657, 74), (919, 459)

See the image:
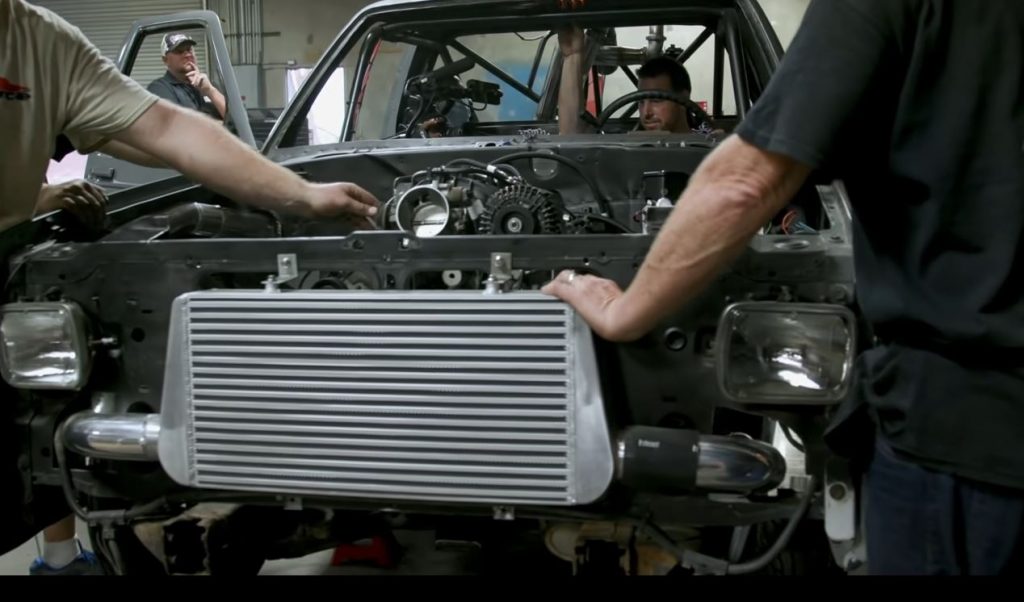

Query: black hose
(636, 476), (819, 575)
(442, 158), (520, 182)
(402, 92), (434, 138)
(54, 423), (92, 522)
(573, 213), (632, 233)
(454, 158), (522, 179)
(725, 476), (818, 574)
(54, 421), (177, 523)
(491, 151), (612, 217)
(780, 424), (806, 454)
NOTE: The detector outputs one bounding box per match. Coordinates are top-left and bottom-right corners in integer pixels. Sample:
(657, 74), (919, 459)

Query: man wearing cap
(146, 33), (226, 120)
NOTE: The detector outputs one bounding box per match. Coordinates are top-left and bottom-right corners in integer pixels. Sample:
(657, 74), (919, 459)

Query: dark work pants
(866, 436), (1024, 575)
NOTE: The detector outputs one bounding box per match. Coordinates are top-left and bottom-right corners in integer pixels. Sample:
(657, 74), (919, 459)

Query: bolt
(506, 216), (524, 233)
(828, 285), (848, 303)
(282, 257), (291, 265)
(829, 483), (847, 501)
(664, 328), (687, 351)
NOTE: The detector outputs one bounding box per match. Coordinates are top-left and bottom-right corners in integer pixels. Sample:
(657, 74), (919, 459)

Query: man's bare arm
(557, 27), (585, 136)
(112, 99), (378, 219)
(203, 84), (228, 120)
(186, 62), (228, 119)
(544, 135), (812, 340)
(98, 139), (166, 168)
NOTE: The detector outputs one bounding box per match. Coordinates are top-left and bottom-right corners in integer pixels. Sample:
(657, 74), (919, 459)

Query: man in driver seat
(634, 56), (718, 135)
(557, 27), (722, 136)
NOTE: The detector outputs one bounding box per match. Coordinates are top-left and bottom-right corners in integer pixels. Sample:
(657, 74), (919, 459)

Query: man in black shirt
(545, 0), (1024, 575)
(146, 33), (226, 120)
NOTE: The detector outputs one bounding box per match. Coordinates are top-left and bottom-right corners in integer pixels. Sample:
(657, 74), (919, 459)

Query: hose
(780, 423), (806, 454)
(636, 476), (819, 575)
(726, 477), (817, 574)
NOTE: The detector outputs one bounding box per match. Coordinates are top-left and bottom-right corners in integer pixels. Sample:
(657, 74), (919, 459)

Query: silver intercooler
(156, 290), (614, 506)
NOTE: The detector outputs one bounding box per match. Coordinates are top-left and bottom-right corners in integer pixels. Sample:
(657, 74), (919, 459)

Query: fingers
(341, 197), (378, 218)
(64, 194), (103, 229)
(341, 183), (381, 209)
(541, 269), (581, 300)
(76, 194), (103, 226)
(76, 181), (108, 208)
(540, 278), (565, 298)
(307, 183), (381, 219)
(50, 180), (107, 229)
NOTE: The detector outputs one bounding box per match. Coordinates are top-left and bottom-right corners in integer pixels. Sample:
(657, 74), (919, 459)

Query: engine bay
(88, 144), (832, 247)
(382, 160), (569, 236)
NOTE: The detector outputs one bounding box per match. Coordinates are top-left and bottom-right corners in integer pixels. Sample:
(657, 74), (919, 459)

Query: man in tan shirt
(0, 0), (378, 574)
(0, 0), (379, 234)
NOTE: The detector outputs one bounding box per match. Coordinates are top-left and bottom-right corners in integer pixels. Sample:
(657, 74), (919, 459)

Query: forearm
(558, 53), (583, 135)
(206, 85), (227, 120)
(114, 100), (313, 215)
(613, 136), (812, 339)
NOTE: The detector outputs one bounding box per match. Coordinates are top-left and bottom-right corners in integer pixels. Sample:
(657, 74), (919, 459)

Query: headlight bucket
(715, 302), (856, 405)
(0, 302), (93, 390)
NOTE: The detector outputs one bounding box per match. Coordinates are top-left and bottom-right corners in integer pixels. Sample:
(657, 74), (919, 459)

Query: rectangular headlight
(0, 302), (92, 390)
(715, 302), (856, 404)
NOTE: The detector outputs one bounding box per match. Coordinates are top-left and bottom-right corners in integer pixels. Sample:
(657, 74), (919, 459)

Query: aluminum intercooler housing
(158, 290), (614, 506)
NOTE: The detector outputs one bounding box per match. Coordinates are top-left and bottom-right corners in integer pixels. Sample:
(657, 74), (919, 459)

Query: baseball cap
(161, 33), (197, 56)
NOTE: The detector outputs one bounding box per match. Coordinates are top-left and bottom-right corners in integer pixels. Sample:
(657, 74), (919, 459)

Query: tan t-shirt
(0, 0), (159, 232)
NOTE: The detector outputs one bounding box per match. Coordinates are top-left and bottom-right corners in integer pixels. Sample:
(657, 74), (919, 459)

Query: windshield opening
(278, 9), (749, 150)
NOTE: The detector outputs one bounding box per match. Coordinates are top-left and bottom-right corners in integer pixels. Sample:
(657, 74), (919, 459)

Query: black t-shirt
(146, 71), (220, 120)
(736, 0), (1024, 489)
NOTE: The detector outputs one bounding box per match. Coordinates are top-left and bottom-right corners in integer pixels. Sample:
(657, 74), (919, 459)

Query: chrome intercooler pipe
(62, 412), (161, 462)
(63, 413), (787, 495)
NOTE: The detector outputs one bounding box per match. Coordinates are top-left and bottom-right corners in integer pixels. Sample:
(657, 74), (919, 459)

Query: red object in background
(0, 76), (30, 93)
(697, 100), (708, 112)
(585, 72), (606, 116)
(330, 535), (400, 569)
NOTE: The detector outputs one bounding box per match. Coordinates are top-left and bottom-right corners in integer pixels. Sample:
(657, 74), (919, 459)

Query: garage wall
(204, 0), (369, 109)
(36, 0), (370, 109)
(257, 0), (368, 107)
(757, 0), (812, 49)
(31, 0), (209, 88)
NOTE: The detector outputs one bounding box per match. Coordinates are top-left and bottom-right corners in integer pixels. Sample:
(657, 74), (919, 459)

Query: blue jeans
(866, 436), (1024, 575)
